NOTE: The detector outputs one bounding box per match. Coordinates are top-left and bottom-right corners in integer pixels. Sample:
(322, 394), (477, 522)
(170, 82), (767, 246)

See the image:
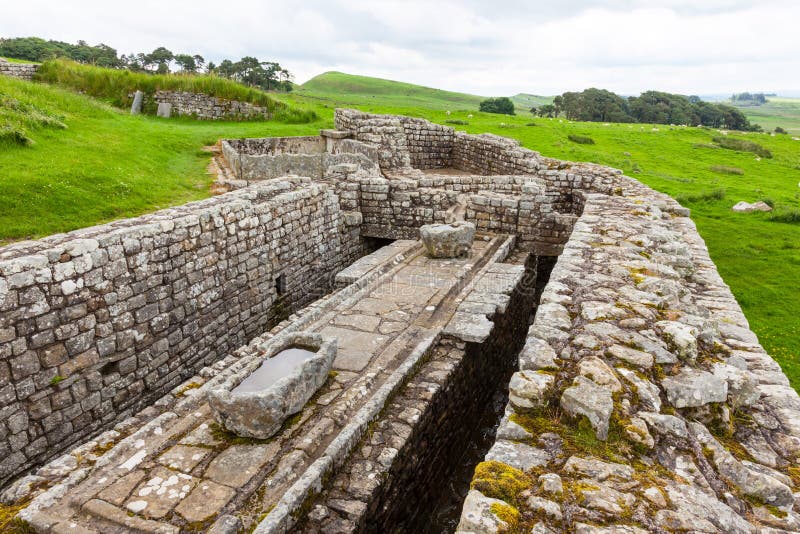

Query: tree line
(0, 36), (293, 92)
(530, 88), (761, 131)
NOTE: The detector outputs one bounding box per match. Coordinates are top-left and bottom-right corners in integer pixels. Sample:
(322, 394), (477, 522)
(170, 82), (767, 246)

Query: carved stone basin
(207, 332), (336, 439)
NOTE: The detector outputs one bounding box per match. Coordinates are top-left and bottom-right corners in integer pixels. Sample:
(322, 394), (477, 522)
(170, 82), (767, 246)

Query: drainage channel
(294, 252), (557, 533)
(425, 254), (557, 533)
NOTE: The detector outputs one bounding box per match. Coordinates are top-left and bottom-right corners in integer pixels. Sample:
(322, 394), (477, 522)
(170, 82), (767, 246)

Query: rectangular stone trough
(207, 332), (336, 439)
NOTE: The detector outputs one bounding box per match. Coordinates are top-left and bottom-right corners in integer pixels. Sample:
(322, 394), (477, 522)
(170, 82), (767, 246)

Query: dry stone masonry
(3, 108), (800, 534)
(0, 58), (39, 80)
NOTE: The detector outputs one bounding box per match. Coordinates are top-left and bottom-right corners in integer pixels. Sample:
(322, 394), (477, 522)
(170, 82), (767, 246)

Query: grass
(1, 57), (40, 64)
(735, 97), (800, 134)
(0, 75), (324, 242)
(3, 68), (800, 392)
(295, 71), (487, 111)
(35, 59), (316, 123)
(710, 165), (744, 175)
(568, 134), (595, 145)
(713, 136), (772, 158)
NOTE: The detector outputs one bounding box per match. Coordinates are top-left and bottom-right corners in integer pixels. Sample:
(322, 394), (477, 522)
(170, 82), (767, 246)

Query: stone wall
(0, 178), (363, 487)
(451, 132), (541, 175)
(0, 59), (39, 80)
(222, 137), (380, 182)
(150, 90), (273, 120)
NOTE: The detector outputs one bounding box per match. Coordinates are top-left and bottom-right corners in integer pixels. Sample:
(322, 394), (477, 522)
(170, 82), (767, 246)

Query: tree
(529, 106), (538, 116)
(552, 95), (563, 117)
(146, 47), (174, 73)
(537, 104), (556, 118)
(479, 97), (515, 115)
(193, 55), (205, 71)
(174, 54), (197, 73)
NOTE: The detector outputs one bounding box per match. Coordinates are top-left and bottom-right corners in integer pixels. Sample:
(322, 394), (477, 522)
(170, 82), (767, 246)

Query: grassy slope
(297, 71), (487, 110)
(0, 75), (324, 242)
(736, 97), (800, 134)
(1, 57), (40, 64)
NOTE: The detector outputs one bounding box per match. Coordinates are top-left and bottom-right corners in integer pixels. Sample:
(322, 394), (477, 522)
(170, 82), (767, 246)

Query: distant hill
(510, 93), (554, 111)
(299, 71), (504, 111)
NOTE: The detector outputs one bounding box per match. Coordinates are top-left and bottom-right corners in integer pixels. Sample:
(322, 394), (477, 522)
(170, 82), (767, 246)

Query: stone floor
(23, 236), (508, 533)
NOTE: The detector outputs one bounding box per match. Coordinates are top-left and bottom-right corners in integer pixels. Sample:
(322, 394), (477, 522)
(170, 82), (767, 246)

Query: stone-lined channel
(425, 255), (557, 533)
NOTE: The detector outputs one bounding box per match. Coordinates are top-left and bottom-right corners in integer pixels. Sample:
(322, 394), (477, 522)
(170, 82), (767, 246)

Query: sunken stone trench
(4, 109), (800, 534)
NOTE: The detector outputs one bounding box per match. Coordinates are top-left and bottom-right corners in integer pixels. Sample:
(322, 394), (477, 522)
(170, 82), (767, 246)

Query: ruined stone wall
(222, 137), (379, 182)
(0, 59), (39, 80)
(397, 116), (454, 169)
(150, 90), (273, 120)
(0, 178), (362, 486)
(451, 131), (542, 175)
(334, 109), (412, 169)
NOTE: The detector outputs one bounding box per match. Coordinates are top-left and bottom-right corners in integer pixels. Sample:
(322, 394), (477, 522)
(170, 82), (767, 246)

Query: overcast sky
(3, 0), (798, 96)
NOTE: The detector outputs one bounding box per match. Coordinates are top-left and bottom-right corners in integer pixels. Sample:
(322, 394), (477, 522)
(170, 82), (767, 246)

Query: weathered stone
(508, 370), (554, 410)
(156, 102), (172, 118)
(130, 90), (144, 115)
(485, 440), (549, 472)
(561, 376), (614, 440)
(662, 368), (727, 408)
(456, 490), (510, 534)
(175, 480), (236, 523)
(208, 332), (336, 439)
(420, 221), (475, 258)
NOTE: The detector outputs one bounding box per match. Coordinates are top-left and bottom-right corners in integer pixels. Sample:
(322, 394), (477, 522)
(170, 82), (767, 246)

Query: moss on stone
(175, 381), (201, 397)
(471, 461), (531, 506)
(490, 502), (520, 532)
(0, 501), (35, 533)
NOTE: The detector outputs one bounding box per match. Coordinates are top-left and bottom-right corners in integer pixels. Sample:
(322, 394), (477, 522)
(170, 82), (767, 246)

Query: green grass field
(1, 57), (40, 64)
(2, 69), (799, 389)
(736, 97), (800, 134)
(0, 75), (324, 242)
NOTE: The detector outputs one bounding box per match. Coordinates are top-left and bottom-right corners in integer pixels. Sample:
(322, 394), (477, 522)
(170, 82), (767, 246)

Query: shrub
(525, 122), (537, 126)
(35, 59), (317, 123)
(710, 165), (744, 175)
(568, 134), (595, 145)
(769, 210), (800, 224)
(761, 198), (775, 208)
(712, 136), (772, 158)
(775, 126), (788, 134)
(479, 97), (515, 115)
(676, 188), (726, 204)
(0, 92), (66, 147)
(444, 119), (468, 125)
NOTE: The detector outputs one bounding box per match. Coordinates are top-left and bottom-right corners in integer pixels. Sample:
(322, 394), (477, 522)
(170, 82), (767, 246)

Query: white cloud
(2, 0), (798, 95)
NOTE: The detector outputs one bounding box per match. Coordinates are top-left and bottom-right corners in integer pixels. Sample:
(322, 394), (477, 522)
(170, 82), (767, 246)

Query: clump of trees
(0, 37), (294, 92)
(542, 88), (760, 131)
(732, 92), (772, 105)
(480, 97), (515, 115)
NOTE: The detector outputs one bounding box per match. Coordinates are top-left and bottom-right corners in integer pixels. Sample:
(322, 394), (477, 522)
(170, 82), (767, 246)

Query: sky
(3, 0), (799, 96)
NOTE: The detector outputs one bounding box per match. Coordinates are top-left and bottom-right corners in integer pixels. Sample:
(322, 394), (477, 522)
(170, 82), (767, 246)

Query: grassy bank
(35, 59), (316, 123)
(0, 75), (324, 242)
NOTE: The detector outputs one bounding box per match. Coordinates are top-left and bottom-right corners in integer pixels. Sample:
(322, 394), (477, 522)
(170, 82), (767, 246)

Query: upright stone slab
(157, 102), (172, 118)
(130, 91), (144, 115)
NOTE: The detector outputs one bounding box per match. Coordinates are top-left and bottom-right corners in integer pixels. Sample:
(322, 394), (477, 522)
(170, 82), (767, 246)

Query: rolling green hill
(297, 71), (487, 110)
(735, 97), (800, 134)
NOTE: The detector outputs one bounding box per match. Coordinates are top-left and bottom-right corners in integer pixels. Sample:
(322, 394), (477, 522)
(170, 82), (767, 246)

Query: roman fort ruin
(1, 109), (800, 533)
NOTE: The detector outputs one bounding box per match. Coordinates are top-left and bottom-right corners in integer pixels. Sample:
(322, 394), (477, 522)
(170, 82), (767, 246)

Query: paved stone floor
(28, 237), (504, 533)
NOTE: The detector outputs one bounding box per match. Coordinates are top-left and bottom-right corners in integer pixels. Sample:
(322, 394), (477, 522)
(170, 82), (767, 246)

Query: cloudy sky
(3, 0), (798, 96)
